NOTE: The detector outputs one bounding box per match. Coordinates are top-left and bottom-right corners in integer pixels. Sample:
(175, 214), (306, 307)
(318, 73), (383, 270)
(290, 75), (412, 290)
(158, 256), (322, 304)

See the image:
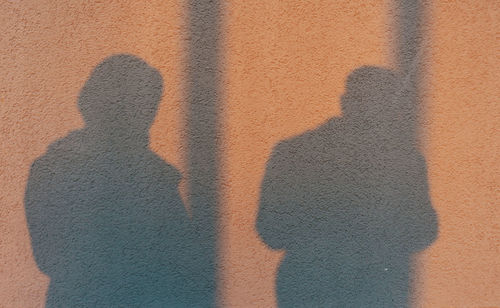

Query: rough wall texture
(1, 1), (498, 307)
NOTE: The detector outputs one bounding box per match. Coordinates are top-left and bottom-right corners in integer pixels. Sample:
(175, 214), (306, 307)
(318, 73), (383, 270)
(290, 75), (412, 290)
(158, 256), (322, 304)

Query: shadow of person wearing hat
(257, 66), (438, 307)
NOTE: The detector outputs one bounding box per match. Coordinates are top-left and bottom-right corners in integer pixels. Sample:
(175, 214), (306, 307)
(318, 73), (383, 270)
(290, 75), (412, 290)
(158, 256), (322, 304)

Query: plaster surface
(1, 1), (498, 307)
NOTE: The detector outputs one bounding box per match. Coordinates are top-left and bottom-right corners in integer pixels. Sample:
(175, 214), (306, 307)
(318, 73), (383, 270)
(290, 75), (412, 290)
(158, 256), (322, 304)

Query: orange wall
(1, 1), (498, 307)
(417, 1), (499, 307)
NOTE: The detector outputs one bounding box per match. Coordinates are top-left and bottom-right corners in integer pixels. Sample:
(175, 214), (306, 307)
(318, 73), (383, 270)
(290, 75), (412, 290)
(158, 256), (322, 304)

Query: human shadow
(25, 54), (210, 307)
(257, 66), (438, 307)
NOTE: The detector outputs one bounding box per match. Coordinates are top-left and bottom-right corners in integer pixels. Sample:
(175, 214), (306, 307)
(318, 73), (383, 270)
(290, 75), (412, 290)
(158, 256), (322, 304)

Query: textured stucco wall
(1, 1), (498, 307)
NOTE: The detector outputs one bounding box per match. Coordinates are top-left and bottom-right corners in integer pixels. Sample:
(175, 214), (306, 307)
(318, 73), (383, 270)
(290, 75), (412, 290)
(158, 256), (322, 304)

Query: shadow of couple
(25, 54), (436, 307)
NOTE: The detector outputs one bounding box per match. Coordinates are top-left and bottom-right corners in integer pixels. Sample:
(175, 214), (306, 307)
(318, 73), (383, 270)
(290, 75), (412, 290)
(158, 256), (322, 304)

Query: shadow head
(341, 66), (401, 122)
(78, 54), (163, 134)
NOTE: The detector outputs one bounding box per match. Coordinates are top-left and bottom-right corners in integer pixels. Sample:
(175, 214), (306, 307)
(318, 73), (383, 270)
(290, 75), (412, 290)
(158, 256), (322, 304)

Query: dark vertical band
(185, 1), (223, 306)
(394, 0), (425, 142)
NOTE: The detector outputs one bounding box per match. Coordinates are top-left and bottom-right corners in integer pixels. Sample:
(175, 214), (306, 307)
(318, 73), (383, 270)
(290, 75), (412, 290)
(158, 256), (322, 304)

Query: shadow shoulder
(29, 130), (85, 172)
(146, 152), (183, 184)
(269, 118), (340, 164)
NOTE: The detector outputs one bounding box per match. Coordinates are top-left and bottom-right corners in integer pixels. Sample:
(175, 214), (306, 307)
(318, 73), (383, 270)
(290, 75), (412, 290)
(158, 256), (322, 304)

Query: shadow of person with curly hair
(25, 54), (211, 307)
